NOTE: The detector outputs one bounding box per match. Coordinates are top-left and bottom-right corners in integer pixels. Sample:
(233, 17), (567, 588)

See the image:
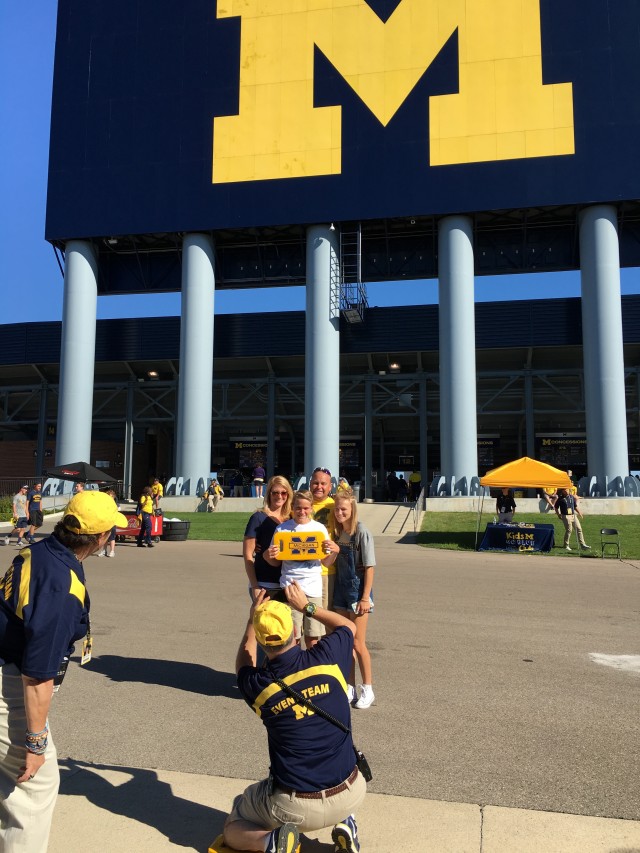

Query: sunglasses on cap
(312, 467), (331, 476)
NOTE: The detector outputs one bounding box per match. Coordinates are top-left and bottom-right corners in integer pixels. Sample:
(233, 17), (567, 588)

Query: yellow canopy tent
(480, 457), (572, 490)
(475, 457), (572, 549)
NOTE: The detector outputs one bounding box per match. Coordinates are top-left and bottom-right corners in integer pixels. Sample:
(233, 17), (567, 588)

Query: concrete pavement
(2, 518), (639, 851)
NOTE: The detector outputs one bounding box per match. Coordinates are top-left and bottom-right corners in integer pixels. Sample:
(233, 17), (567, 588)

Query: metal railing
(413, 487), (426, 531)
(0, 478), (42, 499)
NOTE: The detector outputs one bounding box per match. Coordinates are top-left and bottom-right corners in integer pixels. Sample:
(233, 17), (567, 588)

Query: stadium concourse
(3, 294), (640, 499)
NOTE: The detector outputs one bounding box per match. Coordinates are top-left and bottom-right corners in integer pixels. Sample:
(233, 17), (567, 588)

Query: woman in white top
(265, 490), (337, 648)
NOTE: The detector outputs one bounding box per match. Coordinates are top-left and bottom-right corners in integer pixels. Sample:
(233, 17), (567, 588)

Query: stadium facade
(13, 0), (640, 497)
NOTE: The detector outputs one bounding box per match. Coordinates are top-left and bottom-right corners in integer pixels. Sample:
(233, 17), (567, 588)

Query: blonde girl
(325, 490), (376, 708)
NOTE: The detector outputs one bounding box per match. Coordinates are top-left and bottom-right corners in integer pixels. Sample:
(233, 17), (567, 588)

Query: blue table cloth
(478, 522), (555, 553)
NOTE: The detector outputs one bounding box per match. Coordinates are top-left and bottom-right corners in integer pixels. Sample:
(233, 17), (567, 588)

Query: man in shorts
(11, 485), (29, 547)
(223, 583), (366, 853)
(27, 482), (43, 544)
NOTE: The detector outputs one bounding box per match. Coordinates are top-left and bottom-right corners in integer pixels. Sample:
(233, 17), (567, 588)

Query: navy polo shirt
(237, 626), (355, 792)
(0, 535), (90, 679)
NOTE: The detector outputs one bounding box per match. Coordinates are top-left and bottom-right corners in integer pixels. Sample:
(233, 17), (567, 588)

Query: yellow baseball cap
(253, 600), (294, 647)
(63, 491), (128, 535)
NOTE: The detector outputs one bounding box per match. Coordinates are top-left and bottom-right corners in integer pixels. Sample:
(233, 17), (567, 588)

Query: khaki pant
(0, 664), (59, 852)
(561, 514), (586, 548)
(227, 767), (366, 833)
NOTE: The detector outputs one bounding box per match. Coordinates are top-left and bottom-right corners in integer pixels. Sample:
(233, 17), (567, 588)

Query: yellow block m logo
(213, 0), (574, 183)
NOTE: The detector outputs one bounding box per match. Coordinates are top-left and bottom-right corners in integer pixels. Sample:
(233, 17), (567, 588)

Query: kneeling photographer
(223, 582), (368, 853)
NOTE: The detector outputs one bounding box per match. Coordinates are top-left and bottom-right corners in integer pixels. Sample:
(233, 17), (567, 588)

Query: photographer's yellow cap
(253, 600), (293, 646)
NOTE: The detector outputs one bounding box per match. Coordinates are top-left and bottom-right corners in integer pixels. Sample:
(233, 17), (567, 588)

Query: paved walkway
(51, 765), (640, 852)
(2, 519), (639, 851)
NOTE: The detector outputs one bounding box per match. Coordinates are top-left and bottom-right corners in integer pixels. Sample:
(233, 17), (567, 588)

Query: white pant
(0, 665), (59, 852)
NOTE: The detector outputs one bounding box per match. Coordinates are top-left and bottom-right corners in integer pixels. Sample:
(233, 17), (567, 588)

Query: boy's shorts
(290, 596), (325, 638)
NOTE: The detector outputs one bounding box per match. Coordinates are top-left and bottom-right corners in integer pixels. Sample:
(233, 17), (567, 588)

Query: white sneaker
(96, 550), (105, 557)
(106, 552), (115, 558)
(3, 537), (9, 546)
(354, 685), (375, 709)
(347, 685), (355, 704)
(565, 545), (572, 551)
(580, 544), (591, 551)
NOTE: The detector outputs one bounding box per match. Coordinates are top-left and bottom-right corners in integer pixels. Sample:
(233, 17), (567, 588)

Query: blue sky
(1, 4), (638, 326)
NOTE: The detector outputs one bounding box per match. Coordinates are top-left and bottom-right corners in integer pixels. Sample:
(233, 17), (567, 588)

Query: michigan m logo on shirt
(213, 0), (574, 183)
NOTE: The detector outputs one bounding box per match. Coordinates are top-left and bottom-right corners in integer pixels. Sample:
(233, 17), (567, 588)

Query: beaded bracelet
(25, 726), (49, 755)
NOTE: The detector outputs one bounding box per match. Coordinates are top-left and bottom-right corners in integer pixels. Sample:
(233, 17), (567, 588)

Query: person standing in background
(10, 486), (30, 547)
(151, 478), (163, 511)
(252, 463), (266, 498)
(136, 487), (154, 548)
(409, 470), (422, 501)
(555, 488), (591, 552)
(496, 488), (516, 523)
(27, 482), (43, 544)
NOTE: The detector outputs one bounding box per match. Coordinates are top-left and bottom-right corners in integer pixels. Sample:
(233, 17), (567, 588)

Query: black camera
(53, 655), (70, 693)
(355, 749), (373, 783)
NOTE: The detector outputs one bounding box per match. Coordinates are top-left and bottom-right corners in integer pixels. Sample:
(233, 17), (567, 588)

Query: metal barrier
(413, 487), (426, 531)
(0, 478), (41, 499)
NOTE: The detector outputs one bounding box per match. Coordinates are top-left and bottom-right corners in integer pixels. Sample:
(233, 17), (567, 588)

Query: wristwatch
(303, 602), (317, 617)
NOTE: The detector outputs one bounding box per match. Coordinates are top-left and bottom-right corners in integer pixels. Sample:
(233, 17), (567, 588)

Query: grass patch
(417, 512), (637, 559)
(167, 512), (247, 542)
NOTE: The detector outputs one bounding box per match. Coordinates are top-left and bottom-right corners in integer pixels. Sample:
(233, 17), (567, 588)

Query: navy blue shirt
(238, 626), (355, 791)
(0, 535), (90, 679)
(27, 489), (42, 513)
(244, 511), (281, 585)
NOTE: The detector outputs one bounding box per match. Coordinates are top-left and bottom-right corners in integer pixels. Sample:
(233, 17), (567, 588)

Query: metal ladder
(339, 225), (368, 324)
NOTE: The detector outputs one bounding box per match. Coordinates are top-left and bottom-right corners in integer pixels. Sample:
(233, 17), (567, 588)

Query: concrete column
(56, 240), (98, 466)
(267, 376), (276, 478)
(524, 372), (536, 457)
(304, 225), (340, 479)
(364, 379), (373, 500)
(123, 382), (135, 500)
(438, 216), (478, 494)
(36, 384), (48, 477)
(579, 205), (629, 494)
(419, 378), (428, 505)
(176, 233), (215, 495)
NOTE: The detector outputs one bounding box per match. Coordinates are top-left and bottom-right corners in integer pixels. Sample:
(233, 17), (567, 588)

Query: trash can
(161, 521), (191, 541)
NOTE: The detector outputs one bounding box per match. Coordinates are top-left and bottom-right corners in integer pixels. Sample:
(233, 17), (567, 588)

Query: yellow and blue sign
(273, 530), (327, 560)
(46, 0), (640, 238)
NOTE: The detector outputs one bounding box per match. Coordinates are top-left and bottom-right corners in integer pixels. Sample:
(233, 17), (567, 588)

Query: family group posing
(242, 468), (376, 710)
(224, 466), (377, 852)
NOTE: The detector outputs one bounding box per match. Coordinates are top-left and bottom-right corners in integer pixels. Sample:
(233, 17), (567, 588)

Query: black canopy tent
(45, 461), (117, 484)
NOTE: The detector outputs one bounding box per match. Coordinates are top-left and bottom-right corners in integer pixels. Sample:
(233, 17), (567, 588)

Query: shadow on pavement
(89, 655), (239, 698)
(413, 531), (477, 549)
(59, 759), (225, 849)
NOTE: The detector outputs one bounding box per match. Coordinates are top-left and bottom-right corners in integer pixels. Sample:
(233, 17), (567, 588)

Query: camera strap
(268, 669), (350, 733)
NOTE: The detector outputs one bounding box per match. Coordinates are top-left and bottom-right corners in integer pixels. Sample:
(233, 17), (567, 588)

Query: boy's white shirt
(273, 518), (328, 598)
